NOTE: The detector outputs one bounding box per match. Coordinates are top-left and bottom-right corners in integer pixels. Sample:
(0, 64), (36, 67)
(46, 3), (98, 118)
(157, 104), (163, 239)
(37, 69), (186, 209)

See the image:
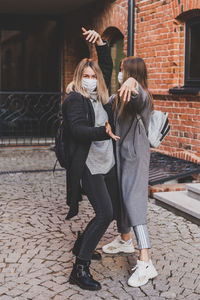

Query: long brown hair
(113, 56), (153, 117)
(66, 58), (109, 105)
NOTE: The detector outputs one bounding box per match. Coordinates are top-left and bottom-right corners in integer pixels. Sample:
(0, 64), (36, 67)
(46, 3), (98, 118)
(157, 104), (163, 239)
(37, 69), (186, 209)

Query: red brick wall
(93, 0), (128, 52)
(63, 0), (200, 93)
(135, 0), (184, 94)
(135, 0), (200, 94)
(153, 95), (200, 162)
(87, 0), (200, 94)
(133, 0), (200, 158)
(62, 0), (200, 159)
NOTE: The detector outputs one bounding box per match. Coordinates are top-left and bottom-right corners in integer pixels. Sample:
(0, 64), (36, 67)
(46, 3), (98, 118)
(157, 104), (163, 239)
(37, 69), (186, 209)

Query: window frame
(185, 16), (200, 87)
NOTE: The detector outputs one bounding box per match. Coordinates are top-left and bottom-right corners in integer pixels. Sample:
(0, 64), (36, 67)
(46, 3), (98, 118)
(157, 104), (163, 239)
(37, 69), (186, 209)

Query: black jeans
(78, 165), (119, 261)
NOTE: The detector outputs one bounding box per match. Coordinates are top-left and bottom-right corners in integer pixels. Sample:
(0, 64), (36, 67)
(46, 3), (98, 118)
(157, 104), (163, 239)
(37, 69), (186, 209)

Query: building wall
(135, 0), (200, 95)
(63, 2), (99, 89)
(63, 0), (200, 160)
(153, 94), (200, 157)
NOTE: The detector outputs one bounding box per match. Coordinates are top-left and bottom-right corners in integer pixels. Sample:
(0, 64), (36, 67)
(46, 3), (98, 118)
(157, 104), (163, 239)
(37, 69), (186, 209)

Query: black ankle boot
(72, 231), (102, 261)
(69, 258), (101, 291)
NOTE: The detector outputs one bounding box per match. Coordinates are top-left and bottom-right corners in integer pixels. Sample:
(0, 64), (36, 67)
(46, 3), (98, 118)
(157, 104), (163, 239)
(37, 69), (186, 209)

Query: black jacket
(62, 43), (113, 219)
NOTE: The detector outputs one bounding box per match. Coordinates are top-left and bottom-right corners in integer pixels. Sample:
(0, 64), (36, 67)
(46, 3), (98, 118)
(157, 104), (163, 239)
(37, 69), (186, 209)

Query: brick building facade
(63, 0), (200, 163)
(0, 0), (199, 157)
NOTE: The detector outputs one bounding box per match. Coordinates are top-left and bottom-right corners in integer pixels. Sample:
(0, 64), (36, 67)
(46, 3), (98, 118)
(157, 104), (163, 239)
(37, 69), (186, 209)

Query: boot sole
(69, 276), (101, 291)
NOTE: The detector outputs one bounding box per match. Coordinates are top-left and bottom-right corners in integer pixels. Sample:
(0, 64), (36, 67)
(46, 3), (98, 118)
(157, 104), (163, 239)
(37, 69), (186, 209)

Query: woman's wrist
(96, 38), (104, 46)
(132, 81), (139, 93)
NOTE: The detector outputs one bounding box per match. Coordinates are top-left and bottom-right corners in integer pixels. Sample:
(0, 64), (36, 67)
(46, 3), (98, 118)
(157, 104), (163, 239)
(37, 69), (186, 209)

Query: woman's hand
(118, 77), (139, 102)
(105, 121), (120, 141)
(82, 27), (104, 46)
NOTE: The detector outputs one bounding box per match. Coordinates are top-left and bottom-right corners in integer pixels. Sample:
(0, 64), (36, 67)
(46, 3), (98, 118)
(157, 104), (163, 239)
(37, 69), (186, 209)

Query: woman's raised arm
(82, 27), (113, 89)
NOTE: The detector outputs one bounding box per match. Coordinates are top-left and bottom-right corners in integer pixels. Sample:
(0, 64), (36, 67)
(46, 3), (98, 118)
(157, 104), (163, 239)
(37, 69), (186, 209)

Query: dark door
(0, 15), (61, 91)
(0, 15), (62, 144)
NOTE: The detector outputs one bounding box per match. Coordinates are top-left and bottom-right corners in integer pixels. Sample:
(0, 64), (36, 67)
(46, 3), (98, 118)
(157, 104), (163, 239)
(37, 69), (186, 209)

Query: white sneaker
(102, 236), (135, 254)
(128, 260), (158, 288)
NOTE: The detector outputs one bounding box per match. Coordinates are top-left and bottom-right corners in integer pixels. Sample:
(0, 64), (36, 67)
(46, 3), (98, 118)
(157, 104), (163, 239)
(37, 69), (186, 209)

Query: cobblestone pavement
(0, 148), (56, 173)
(0, 149), (200, 300)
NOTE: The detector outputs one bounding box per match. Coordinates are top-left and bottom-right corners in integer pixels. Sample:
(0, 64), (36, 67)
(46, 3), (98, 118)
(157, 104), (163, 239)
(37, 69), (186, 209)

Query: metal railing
(149, 152), (200, 185)
(0, 92), (66, 147)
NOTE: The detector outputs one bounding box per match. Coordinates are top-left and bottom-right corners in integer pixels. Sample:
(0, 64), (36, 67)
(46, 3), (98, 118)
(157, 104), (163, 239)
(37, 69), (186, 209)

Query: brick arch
(172, 0), (200, 20)
(94, 3), (127, 40)
(101, 26), (124, 46)
(176, 9), (200, 22)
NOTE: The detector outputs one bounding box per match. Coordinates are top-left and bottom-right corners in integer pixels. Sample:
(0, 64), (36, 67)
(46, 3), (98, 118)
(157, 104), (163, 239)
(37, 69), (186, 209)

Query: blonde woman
(62, 28), (119, 291)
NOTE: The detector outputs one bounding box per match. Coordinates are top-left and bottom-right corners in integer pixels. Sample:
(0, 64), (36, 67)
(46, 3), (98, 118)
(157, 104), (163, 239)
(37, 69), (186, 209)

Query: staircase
(153, 183), (200, 224)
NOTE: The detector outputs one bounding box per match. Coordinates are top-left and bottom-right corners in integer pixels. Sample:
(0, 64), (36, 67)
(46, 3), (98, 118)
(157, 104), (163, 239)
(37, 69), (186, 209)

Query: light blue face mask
(82, 78), (97, 93)
(117, 72), (123, 84)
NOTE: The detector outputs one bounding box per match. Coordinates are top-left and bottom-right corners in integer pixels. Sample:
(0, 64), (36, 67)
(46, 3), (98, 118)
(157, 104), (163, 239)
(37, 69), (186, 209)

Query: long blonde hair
(113, 56), (153, 117)
(66, 58), (109, 105)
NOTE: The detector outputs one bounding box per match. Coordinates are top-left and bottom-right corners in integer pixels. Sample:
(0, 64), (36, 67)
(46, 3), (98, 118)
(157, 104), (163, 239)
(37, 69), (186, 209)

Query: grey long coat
(113, 84), (151, 229)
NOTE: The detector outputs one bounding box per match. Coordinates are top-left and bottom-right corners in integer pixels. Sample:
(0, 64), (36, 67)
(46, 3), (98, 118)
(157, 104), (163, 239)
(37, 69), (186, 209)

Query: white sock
(121, 238), (132, 245)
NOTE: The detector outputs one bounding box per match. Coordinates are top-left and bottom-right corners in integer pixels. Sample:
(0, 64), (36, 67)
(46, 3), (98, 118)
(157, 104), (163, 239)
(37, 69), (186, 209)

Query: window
(102, 27), (124, 94)
(110, 39), (124, 94)
(185, 17), (200, 87)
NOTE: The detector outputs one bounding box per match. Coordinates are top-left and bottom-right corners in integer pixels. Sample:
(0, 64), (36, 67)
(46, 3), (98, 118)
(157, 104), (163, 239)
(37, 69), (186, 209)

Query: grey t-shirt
(86, 97), (115, 175)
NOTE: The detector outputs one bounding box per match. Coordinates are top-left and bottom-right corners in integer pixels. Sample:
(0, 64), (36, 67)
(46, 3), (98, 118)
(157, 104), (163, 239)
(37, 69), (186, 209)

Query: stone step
(153, 191), (200, 220)
(186, 183), (200, 201)
(148, 183), (186, 198)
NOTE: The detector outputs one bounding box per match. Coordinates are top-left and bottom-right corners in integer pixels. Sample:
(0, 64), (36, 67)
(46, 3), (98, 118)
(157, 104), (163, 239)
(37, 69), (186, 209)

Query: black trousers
(78, 165), (119, 261)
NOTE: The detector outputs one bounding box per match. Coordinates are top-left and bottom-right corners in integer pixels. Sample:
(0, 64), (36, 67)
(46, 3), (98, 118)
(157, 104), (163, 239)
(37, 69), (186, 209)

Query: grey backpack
(137, 110), (170, 148)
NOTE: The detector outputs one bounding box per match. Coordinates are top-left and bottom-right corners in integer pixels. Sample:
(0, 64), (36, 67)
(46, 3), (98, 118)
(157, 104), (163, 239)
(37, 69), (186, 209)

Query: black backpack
(53, 120), (68, 170)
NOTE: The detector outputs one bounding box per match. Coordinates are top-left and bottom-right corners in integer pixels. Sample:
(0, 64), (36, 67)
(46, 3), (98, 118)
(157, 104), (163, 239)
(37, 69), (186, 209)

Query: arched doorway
(102, 27), (124, 94)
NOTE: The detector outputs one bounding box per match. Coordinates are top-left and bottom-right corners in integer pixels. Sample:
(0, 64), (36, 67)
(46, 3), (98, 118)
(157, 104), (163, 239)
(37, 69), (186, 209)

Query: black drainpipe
(127, 0), (135, 56)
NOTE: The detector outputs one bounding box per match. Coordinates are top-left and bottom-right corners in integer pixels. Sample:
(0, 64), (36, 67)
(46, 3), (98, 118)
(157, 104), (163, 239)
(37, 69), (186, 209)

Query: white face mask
(82, 78), (97, 93)
(117, 71), (123, 84)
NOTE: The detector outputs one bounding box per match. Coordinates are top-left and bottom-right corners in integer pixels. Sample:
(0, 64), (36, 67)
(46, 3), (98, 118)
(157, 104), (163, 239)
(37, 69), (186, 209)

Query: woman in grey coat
(103, 57), (158, 288)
